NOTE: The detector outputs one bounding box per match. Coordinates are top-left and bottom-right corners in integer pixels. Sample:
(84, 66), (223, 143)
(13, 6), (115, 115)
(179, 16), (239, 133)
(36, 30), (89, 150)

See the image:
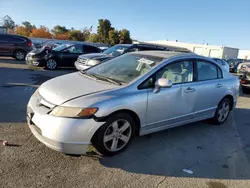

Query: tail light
(27, 40), (32, 47)
(241, 80), (246, 84)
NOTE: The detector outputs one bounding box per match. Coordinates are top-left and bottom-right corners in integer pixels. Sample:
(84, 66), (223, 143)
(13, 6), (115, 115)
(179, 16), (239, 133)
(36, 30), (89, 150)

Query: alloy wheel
(46, 59), (57, 69)
(16, 51), (25, 60)
(217, 100), (230, 123)
(103, 119), (132, 152)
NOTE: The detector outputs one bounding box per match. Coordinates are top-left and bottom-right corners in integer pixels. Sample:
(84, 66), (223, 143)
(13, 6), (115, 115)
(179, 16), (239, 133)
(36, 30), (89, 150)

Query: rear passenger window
(156, 60), (193, 84)
(197, 61), (221, 81)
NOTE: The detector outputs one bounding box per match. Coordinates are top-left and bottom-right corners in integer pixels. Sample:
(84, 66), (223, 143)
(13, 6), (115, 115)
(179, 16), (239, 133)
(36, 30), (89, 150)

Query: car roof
(0, 33), (29, 39)
(131, 50), (193, 59)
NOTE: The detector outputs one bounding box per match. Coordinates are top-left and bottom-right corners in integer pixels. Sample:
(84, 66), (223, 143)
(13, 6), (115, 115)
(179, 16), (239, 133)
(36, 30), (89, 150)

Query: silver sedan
(27, 51), (240, 156)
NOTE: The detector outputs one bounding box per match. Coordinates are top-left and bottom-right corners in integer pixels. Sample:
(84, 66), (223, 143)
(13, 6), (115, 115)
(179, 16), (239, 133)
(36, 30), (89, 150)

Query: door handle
(184, 87), (196, 93)
(215, 83), (223, 88)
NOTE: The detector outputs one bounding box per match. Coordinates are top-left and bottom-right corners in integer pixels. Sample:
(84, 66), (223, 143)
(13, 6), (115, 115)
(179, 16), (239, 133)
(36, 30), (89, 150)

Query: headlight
(87, 59), (100, 66)
(49, 106), (98, 118)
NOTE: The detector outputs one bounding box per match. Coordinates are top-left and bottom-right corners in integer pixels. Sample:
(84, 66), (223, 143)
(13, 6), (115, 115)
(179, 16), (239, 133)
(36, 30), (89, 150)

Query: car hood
(78, 53), (112, 61)
(38, 72), (118, 105)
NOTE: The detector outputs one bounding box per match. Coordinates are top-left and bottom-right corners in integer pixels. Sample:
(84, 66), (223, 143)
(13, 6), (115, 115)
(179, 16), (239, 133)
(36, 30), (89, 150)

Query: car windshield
(103, 45), (130, 56)
(85, 53), (163, 83)
(53, 44), (72, 51)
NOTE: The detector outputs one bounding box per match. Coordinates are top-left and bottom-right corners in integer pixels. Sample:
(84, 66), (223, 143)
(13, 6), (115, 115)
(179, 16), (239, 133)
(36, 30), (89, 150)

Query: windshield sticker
(138, 58), (155, 65)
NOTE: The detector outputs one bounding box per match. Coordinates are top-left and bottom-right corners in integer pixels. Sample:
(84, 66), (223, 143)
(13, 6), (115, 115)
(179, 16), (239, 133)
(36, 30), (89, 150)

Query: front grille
(78, 58), (88, 65)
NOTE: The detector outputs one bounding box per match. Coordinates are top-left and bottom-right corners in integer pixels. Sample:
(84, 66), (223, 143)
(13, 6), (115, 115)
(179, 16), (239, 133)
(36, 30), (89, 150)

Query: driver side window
(156, 60), (193, 84)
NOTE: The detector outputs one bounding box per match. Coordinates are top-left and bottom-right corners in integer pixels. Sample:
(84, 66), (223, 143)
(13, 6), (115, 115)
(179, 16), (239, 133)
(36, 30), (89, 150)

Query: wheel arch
(94, 109), (141, 136)
(12, 48), (27, 56)
(221, 94), (234, 110)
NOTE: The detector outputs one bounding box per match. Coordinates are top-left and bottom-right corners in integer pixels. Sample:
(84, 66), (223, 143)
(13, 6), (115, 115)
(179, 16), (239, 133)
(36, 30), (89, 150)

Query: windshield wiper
(94, 74), (122, 85)
(81, 72), (122, 85)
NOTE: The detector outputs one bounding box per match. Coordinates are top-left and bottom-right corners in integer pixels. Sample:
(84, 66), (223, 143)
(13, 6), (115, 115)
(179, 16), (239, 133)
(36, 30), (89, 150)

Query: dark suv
(0, 34), (34, 60)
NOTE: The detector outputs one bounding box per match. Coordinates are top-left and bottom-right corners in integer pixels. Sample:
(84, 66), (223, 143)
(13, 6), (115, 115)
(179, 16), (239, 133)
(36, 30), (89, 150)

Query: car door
(192, 59), (225, 119)
(145, 59), (196, 131)
(0, 35), (15, 55)
(60, 45), (84, 66)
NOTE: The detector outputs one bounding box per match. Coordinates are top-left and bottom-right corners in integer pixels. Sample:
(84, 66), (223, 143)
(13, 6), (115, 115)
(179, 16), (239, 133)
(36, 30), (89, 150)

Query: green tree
(22, 21), (36, 33)
(87, 33), (99, 43)
(69, 30), (85, 41)
(97, 19), (113, 43)
(119, 29), (132, 44)
(52, 25), (69, 35)
(3, 15), (15, 31)
(108, 29), (119, 45)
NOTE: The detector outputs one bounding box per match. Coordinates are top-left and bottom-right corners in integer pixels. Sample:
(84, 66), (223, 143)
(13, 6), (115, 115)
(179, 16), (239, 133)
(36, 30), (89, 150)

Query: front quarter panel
(62, 87), (148, 127)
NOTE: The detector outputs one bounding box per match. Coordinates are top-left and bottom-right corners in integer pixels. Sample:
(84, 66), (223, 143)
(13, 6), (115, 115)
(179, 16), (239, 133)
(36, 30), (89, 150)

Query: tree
(68, 30), (85, 41)
(15, 25), (30, 36)
(30, 26), (52, 38)
(97, 19), (113, 43)
(87, 33), (99, 43)
(22, 21), (35, 33)
(54, 33), (69, 40)
(108, 29), (119, 45)
(119, 29), (132, 44)
(52, 25), (69, 35)
(3, 15), (15, 32)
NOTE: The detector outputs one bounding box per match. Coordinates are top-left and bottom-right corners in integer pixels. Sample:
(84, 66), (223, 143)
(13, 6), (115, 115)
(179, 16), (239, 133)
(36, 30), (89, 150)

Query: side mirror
(153, 78), (172, 93)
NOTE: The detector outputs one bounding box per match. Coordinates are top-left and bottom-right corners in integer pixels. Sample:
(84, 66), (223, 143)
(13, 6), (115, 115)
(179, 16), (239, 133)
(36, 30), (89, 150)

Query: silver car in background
(27, 51), (240, 156)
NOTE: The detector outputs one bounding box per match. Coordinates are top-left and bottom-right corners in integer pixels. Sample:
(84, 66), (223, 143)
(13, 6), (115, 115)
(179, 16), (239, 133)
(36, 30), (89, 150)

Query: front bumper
(74, 61), (91, 71)
(27, 93), (104, 154)
(26, 56), (46, 67)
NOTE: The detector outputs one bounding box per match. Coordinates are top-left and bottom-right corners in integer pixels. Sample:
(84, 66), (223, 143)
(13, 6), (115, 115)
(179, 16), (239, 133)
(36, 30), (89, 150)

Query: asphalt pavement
(1, 57), (250, 188)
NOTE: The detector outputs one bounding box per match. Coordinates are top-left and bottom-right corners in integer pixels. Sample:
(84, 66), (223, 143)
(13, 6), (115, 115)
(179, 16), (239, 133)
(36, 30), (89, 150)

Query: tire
(13, 50), (26, 61)
(213, 98), (232, 125)
(91, 112), (136, 156)
(242, 86), (250, 94)
(45, 59), (57, 70)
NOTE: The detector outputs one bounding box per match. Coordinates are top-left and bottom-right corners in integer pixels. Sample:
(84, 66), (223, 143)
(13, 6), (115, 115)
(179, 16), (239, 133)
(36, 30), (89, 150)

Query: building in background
(145, 40), (239, 59)
(238, 50), (250, 60)
(0, 26), (7, 34)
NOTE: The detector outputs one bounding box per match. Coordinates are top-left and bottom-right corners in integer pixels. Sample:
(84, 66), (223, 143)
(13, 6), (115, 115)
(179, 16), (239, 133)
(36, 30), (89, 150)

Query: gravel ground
(0, 57), (250, 188)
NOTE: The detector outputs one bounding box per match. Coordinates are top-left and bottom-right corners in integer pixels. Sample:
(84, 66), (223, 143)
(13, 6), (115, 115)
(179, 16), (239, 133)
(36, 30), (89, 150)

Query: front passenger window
(155, 61), (193, 84)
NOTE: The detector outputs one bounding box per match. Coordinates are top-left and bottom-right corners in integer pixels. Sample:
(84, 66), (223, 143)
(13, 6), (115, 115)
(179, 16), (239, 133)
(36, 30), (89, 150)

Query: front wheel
(213, 98), (231, 125)
(45, 59), (57, 70)
(92, 113), (135, 156)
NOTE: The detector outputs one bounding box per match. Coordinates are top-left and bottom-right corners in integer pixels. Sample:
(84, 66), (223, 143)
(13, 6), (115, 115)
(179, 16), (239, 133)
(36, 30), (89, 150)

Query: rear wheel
(13, 50), (26, 61)
(45, 59), (57, 70)
(92, 113), (135, 156)
(213, 98), (231, 125)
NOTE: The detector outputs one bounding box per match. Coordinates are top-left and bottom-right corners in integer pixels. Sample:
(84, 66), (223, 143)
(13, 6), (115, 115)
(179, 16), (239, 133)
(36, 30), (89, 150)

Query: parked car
(212, 58), (229, 72)
(27, 51), (239, 156)
(237, 61), (250, 74)
(0, 34), (34, 60)
(75, 43), (190, 71)
(26, 43), (101, 70)
(227, 59), (243, 73)
(241, 70), (250, 94)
